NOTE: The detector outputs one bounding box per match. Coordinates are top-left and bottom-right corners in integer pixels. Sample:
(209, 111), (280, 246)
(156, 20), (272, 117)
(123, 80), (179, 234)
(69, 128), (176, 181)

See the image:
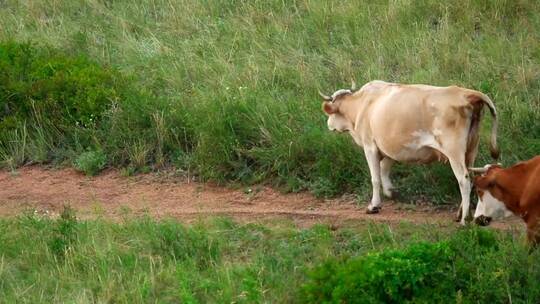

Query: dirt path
(0, 167), (521, 229)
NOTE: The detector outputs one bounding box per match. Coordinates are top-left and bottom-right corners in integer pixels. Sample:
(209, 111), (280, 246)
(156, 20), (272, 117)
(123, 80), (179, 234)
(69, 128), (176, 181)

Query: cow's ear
(322, 102), (338, 115)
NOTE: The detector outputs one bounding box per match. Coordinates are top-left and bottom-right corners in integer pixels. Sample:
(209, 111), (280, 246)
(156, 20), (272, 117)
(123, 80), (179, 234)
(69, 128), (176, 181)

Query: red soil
(0, 166), (521, 230)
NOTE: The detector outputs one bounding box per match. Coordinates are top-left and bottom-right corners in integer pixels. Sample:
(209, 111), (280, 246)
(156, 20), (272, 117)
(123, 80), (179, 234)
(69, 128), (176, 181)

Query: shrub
(301, 227), (540, 303)
(302, 242), (454, 303)
(74, 150), (107, 176)
(0, 41), (124, 131)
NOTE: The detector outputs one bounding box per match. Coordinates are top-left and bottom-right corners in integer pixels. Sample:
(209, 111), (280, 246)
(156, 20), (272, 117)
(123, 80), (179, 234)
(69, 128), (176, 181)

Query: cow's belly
(372, 118), (447, 164)
(382, 146), (447, 164)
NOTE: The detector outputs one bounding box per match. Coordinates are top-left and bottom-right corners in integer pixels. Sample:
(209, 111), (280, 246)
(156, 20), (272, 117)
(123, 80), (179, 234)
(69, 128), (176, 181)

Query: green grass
(0, 209), (539, 303)
(0, 0), (539, 201)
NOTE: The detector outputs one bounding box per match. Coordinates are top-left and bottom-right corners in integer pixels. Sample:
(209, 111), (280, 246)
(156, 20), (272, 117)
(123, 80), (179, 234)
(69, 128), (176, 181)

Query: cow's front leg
(365, 146), (382, 214)
(380, 157), (395, 198)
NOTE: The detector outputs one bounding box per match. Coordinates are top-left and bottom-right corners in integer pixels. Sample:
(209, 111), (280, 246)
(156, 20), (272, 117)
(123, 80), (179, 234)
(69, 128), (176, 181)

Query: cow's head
(319, 81), (356, 133)
(469, 164), (513, 226)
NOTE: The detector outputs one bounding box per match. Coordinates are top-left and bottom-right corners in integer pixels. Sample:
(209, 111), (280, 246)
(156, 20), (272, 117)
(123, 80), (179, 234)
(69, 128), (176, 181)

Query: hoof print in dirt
(366, 206), (381, 214)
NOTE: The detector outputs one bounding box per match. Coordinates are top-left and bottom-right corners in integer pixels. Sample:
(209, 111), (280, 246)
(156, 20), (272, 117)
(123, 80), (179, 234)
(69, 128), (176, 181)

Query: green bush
(302, 242), (454, 303)
(301, 228), (535, 303)
(74, 150), (107, 176)
(0, 41), (124, 131)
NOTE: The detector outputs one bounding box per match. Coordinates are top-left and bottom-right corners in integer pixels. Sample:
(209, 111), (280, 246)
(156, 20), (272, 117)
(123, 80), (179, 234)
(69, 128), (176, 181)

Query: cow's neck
(338, 97), (358, 126)
(340, 93), (370, 143)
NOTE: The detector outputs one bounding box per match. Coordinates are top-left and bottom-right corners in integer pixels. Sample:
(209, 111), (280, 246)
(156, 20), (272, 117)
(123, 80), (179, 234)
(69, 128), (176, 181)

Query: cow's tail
(471, 92), (499, 160)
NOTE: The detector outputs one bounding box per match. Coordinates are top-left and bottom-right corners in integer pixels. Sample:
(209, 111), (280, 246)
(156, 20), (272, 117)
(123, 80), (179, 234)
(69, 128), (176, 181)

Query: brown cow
(320, 80), (499, 224)
(471, 156), (540, 245)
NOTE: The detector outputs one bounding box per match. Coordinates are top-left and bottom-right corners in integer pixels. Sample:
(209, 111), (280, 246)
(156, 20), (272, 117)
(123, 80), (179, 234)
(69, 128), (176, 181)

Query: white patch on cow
(405, 130), (438, 150)
(391, 130), (444, 163)
(474, 191), (513, 220)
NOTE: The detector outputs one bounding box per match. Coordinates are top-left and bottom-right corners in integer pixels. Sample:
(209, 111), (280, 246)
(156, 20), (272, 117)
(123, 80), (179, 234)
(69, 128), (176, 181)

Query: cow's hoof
(366, 206), (381, 214)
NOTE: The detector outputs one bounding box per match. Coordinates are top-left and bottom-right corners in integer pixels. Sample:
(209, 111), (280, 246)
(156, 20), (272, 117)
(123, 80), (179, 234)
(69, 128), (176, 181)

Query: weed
(49, 205), (78, 258)
(74, 150), (107, 176)
(127, 140), (151, 169)
(0, 122), (27, 168)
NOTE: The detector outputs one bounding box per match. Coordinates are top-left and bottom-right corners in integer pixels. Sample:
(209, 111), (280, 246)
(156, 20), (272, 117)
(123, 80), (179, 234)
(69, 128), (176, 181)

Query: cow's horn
(318, 90), (332, 101)
(351, 79), (357, 91)
(468, 167), (489, 173)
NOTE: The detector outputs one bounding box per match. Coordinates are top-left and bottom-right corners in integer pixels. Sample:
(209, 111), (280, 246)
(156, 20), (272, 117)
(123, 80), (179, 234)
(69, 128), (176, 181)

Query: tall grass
(0, 212), (538, 303)
(0, 0), (539, 201)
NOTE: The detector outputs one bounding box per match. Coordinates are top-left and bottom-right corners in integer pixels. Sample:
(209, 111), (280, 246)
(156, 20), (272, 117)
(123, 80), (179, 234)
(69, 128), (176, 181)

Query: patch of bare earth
(0, 166), (521, 229)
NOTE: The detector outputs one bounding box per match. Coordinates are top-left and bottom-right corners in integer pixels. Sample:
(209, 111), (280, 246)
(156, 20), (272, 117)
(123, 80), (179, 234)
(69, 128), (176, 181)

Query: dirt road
(0, 167), (521, 229)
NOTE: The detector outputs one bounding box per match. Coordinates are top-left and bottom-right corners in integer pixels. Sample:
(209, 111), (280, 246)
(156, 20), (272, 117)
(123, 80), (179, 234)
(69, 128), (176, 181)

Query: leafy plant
(301, 227), (533, 303)
(302, 242), (454, 303)
(0, 41), (124, 131)
(74, 150), (107, 176)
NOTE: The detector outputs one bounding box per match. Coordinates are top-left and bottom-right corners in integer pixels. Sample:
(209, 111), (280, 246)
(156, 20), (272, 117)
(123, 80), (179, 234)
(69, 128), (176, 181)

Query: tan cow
(320, 80), (499, 224)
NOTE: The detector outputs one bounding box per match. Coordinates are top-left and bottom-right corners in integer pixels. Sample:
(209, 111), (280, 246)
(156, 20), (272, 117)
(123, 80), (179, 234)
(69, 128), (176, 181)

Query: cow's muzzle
(474, 215), (492, 226)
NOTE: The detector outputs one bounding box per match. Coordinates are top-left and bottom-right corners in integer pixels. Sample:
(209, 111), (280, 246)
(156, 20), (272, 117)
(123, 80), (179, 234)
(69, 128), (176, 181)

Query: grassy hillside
(1, 0), (539, 201)
(1, 210), (539, 303)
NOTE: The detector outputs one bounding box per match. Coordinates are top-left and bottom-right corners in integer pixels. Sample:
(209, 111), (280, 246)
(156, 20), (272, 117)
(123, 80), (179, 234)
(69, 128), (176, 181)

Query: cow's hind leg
(448, 157), (472, 225)
(365, 146), (382, 214)
(457, 125), (480, 222)
(380, 157), (395, 198)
